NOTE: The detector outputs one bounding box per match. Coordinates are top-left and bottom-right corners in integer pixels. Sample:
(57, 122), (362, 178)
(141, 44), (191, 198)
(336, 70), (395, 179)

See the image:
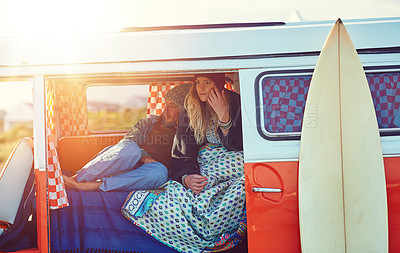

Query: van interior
(0, 72), (247, 253)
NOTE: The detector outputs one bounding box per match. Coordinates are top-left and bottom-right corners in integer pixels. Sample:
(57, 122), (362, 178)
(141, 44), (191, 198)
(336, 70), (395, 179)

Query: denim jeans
(76, 140), (168, 191)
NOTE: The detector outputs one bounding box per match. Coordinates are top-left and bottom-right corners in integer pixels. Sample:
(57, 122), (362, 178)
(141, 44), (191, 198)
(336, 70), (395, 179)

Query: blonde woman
(171, 73), (243, 192)
(123, 73), (245, 253)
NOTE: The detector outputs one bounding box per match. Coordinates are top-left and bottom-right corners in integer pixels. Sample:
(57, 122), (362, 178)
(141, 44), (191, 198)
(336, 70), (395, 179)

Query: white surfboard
(298, 19), (388, 252)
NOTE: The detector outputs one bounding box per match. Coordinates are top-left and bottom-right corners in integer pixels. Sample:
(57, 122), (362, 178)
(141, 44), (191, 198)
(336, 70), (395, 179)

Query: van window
(87, 85), (149, 132)
(0, 81), (33, 167)
(260, 75), (311, 135)
(258, 71), (400, 139)
(368, 73), (400, 130)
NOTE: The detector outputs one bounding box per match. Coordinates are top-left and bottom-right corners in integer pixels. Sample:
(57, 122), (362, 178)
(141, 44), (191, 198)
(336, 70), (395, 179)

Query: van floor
(50, 189), (248, 253)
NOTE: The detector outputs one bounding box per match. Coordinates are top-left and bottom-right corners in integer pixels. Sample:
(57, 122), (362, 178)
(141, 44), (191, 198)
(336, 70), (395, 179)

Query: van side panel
(35, 169), (48, 253)
(57, 135), (124, 175)
(246, 157), (400, 252)
(384, 157), (400, 252)
(245, 162), (301, 253)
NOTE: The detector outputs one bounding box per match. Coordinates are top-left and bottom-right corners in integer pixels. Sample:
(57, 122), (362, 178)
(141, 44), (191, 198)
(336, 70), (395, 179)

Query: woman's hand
(141, 155), (157, 164)
(208, 87), (229, 123)
(183, 174), (208, 194)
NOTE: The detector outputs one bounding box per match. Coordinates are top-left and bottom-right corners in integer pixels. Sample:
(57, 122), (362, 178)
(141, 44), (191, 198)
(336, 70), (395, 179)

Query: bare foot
(63, 175), (102, 191)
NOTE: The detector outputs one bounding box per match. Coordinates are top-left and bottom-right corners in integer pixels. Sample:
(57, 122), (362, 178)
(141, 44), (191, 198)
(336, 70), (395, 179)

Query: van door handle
(252, 187), (282, 193)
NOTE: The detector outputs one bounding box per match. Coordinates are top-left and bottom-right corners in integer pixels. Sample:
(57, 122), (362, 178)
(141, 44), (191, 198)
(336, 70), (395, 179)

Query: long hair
(184, 85), (229, 144)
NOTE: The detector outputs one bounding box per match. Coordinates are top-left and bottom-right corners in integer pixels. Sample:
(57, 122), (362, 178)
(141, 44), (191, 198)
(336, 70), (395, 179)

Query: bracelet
(220, 122), (232, 130)
(218, 118), (231, 126)
(218, 118), (232, 130)
(218, 118), (230, 125)
(181, 174), (188, 187)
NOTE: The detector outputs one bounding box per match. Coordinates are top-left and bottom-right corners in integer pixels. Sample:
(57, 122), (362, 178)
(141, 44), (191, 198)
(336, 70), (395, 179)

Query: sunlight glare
(8, 0), (115, 37)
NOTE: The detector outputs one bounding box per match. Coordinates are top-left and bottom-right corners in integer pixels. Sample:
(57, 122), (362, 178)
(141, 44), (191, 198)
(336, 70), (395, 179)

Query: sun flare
(1, 0), (120, 38)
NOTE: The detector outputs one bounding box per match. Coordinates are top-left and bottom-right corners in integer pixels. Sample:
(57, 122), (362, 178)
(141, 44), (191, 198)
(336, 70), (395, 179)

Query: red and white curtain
(46, 79), (88, 209)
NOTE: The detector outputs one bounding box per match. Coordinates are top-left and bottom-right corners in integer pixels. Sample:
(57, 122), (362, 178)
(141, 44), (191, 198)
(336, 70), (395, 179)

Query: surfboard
(298, 19), (388, 252)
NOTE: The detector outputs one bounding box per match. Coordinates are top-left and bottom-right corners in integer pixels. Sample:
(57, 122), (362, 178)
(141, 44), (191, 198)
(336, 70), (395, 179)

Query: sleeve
(122, 116), (158, 155)
(217, 90), (243, 151)
(169, 110), (201, 183)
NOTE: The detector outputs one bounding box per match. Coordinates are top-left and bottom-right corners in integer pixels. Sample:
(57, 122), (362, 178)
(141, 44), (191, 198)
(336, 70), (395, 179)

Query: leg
(76, 140), (141, 182)
(63, 175), (102, 191)
(100, 162), (168, 191)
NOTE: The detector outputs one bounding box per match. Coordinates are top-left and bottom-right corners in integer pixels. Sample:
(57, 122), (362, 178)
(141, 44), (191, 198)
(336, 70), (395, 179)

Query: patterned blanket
(122, 145), (246, 253)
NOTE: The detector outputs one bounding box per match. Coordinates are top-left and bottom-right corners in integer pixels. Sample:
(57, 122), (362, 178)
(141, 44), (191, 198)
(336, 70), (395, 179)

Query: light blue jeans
(76, 140), (168, 191)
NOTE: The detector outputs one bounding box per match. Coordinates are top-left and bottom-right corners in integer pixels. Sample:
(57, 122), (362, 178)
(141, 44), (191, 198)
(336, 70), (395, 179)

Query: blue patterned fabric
(122, 145), (246, 253)
(204, 214), (247, 252)
(261, 72), (400, 133)
(50, 189), (177, 253)
(122, 188), (165, 217)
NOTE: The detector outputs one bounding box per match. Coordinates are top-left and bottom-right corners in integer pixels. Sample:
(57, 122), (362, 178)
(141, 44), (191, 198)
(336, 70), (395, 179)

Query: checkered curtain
(45, 79), (89, 209)
(46, 121), (68, 209)
(368, 73), (400, 128)
(262, 76), (311, 133)
(261, 72), (400, 133)
(56, 80), (89, 136)
(46, 81), (68, 209)
(147, 80), (235, 116)
(147, 82), (185, 116)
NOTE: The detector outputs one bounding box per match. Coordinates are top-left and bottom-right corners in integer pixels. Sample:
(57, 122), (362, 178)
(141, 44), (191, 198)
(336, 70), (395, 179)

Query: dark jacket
(123, 115), (159, 158)
(123, 114), (177, 168)
(170, 90), (243, 182)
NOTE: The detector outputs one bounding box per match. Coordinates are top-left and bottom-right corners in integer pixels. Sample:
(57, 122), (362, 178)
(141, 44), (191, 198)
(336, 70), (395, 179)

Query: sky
(0, 0), (398, 112)
(0, 82), (32, 113)
(0, 0), (399, 37)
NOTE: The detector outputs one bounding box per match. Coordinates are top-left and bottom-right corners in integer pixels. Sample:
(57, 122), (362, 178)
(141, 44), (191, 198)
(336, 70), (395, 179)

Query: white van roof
(0, 17), (399, 77)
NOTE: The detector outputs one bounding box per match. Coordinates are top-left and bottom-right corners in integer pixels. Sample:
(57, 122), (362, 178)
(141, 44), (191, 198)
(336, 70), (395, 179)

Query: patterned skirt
(122, 144), (246, 253)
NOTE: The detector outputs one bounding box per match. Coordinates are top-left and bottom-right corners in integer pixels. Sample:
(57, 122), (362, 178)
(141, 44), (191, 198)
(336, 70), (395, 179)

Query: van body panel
(239, 48), (400, 251)
(245, 157), (400, 252)
(245, 162), (300, 252)
(0, 18), (399, 77)
(384, 157), (400, 252)
(240, 68), (400, 163)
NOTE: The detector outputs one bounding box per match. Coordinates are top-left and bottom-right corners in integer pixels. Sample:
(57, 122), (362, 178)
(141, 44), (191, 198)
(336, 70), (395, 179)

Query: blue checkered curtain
(368, 73), (400, 128)
(262, 75), (311, 133)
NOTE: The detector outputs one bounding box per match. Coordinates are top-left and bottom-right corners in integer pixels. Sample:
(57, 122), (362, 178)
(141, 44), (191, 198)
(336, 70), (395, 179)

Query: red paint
(245, 162), (301, 253)
(245, 157), (400, 252)
(384, 157), (400, 252)
(35, 170), (49, 253)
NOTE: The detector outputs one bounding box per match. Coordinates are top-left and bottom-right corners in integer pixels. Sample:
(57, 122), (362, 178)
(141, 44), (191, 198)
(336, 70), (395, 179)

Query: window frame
(255, 66), (400, 141)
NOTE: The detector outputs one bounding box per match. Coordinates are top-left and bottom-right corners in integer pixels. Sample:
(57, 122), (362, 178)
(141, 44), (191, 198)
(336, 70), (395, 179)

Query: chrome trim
(252, 187), (282, 193)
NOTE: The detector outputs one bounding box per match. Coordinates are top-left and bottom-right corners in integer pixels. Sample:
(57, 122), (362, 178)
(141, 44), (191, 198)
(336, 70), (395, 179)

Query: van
(0, 17), (399, 253)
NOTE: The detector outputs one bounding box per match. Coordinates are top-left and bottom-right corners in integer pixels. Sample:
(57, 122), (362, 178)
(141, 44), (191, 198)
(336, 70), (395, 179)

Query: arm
(207, 88), (243, 151)
(217, 90), (243, 151)
(170, 110), (201, 183)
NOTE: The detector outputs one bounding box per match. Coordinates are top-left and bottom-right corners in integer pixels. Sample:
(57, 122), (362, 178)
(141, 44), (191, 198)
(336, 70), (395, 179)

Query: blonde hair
(185, 85), (229, 144)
